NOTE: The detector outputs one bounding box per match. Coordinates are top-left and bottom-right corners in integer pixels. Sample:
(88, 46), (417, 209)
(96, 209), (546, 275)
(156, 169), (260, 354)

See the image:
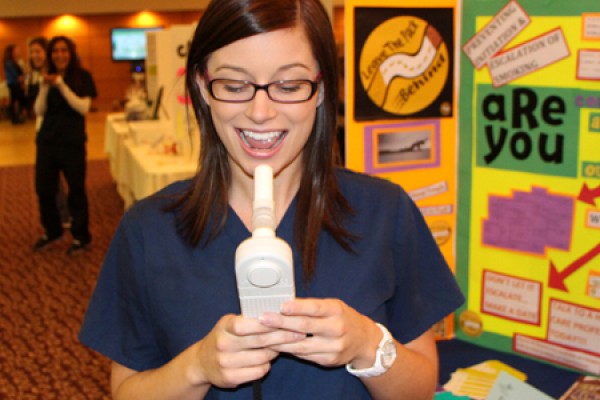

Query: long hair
(28, 36), (48, 71)
(3, 44), (16, 64)
(46, 36), (87, 93)
(47, 36), (81, 76)
(170, 0), (355, 279)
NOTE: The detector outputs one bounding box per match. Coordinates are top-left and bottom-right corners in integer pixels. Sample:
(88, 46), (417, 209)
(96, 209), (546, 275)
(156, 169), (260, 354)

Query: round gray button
(248, 264), (281, 287)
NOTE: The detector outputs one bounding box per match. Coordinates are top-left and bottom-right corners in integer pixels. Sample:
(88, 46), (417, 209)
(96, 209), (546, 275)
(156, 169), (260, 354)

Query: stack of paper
(486, 371), (554, 400)
(442, 360), (527, 399)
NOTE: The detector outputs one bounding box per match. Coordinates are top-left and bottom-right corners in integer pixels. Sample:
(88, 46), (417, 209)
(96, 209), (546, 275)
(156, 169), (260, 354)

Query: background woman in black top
(33, 36), (97, 255)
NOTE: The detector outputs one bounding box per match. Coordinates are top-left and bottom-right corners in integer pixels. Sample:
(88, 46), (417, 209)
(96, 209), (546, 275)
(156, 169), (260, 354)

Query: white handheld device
(235, 165), (295, 318)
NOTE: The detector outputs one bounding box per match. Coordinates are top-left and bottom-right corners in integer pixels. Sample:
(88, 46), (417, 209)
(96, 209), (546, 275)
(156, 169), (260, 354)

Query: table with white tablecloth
(104, 113), (197, 209)
(0, 81), (9, 119)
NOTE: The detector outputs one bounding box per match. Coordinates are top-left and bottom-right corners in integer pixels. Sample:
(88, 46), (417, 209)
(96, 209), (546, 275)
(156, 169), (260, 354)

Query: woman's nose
(245, 89), (277, 123)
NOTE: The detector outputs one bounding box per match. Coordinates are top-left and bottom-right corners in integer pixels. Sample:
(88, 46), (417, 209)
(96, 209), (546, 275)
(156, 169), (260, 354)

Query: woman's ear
(316, 81), (325, 107)
(197, 74), (210, 105)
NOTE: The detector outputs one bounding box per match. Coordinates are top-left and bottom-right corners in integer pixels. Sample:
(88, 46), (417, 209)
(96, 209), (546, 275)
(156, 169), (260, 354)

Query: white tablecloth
(0, 81), (9, 100)
(104, 113), (197, 209)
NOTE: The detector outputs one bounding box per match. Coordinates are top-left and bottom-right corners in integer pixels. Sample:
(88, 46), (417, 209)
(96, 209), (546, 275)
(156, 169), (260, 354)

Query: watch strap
(345, 323), (395, 378)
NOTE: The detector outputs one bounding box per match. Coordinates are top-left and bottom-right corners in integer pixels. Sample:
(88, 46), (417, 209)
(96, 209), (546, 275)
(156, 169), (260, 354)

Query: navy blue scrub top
(80, 168), (464, 399)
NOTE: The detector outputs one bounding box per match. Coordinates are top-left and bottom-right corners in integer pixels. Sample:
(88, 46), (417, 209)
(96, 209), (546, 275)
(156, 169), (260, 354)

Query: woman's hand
(110, 314), (306, 399)
(191, 314), (307, 389)
(112, 306), (437, 400)
(42, 73), (60, 85)
(258, 299), (382, 369)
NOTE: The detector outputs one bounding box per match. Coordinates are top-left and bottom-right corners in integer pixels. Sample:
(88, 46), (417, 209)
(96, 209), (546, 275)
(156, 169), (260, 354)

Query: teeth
(241, 130), (282, 143)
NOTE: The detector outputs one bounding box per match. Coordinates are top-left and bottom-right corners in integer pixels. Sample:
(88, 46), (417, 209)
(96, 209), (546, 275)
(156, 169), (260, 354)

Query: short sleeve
(82, 70), (97, 99)
(79, 210), (165, 371)
(388, 187), (464, 344)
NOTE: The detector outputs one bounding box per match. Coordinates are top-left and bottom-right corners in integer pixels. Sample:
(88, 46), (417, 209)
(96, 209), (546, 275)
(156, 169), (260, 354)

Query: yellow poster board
(456, 0), (600, 375)
(345, 0), (459, 338)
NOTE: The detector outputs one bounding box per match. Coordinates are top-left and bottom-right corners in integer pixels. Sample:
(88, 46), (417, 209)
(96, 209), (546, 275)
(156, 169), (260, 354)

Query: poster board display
(145, 24), (199, 160)
(344, 0), (459, 339)
(456, 0), (600, 374)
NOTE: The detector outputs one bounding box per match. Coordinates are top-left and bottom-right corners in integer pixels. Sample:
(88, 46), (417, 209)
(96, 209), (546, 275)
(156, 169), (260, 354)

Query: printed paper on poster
(488, 28), (570, 87)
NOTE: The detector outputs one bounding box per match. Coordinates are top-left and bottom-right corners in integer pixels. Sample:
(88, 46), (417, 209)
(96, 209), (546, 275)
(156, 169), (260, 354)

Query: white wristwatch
(346, 323), (397, 378)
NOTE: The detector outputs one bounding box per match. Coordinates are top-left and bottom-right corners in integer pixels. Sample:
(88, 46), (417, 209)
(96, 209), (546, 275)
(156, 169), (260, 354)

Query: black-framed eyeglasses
(207, 75), (321, 104)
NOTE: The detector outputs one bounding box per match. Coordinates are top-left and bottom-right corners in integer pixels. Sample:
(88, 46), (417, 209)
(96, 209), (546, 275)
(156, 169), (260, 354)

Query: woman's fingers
(260, 298), (347, 336)
(258, 298), (375, 368)
(223, 315), (307, 350)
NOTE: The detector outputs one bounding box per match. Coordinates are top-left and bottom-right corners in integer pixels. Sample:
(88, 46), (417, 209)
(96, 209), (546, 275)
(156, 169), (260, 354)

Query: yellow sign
(345, 0), (459, 339)
(359, 16), (450, 115)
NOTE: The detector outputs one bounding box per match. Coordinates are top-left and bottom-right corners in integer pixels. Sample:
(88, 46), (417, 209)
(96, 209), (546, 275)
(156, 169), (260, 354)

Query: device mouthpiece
(252, 165), (276, 233)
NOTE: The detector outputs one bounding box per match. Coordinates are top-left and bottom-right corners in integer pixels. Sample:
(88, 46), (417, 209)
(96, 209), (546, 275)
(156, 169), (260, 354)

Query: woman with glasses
(80, 0), (463, 398)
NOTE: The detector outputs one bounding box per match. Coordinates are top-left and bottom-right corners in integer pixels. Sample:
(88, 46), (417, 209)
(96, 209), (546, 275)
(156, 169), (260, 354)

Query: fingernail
(259, 314), (273, 325)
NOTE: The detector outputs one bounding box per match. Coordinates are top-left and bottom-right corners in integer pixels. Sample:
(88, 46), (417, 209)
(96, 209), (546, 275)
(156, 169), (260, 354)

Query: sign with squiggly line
(360, 16), (449, 116)
(353, 7), (455, 121)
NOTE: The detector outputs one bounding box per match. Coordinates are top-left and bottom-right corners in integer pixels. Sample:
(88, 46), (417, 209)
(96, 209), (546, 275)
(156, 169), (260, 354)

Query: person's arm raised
(34, 81), (49, 116)
(54, 76), (91, 116)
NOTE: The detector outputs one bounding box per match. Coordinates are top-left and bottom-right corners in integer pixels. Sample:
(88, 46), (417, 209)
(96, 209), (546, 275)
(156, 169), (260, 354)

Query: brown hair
(47, 36), (81, 75)
(28, 36), (48, 70)
(170, 0), (355, 280)
(3, 44), (17, 63)
(46, 36), (91, 95)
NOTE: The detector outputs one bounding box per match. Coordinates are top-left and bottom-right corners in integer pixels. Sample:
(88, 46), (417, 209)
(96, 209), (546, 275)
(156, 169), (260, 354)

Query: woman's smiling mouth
(238, 129), (288, 150)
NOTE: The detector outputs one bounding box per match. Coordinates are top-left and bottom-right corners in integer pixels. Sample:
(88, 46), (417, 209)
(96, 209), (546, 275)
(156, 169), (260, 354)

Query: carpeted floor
(0, 160), (122, 399)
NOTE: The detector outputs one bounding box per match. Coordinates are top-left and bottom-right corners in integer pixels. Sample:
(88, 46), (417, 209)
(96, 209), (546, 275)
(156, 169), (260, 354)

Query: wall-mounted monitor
(111, 27), (162, 62)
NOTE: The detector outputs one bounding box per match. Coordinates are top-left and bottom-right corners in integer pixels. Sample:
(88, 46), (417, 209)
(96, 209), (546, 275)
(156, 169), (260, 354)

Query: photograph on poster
(378, 130), (431, 162)
(364, 120), (440, 174)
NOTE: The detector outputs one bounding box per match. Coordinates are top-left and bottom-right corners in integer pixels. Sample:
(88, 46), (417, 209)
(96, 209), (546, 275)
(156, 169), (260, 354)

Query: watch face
(381, 340), (397, 369)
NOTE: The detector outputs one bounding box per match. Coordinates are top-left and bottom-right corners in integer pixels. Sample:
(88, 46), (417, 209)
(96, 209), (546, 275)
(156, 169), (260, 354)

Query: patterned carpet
(0, 160), (122, 399)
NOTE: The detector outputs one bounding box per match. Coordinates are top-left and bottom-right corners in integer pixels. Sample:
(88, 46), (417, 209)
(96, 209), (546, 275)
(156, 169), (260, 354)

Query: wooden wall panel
(2, 8), (343, 111)
(1, 11), (201, 111)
